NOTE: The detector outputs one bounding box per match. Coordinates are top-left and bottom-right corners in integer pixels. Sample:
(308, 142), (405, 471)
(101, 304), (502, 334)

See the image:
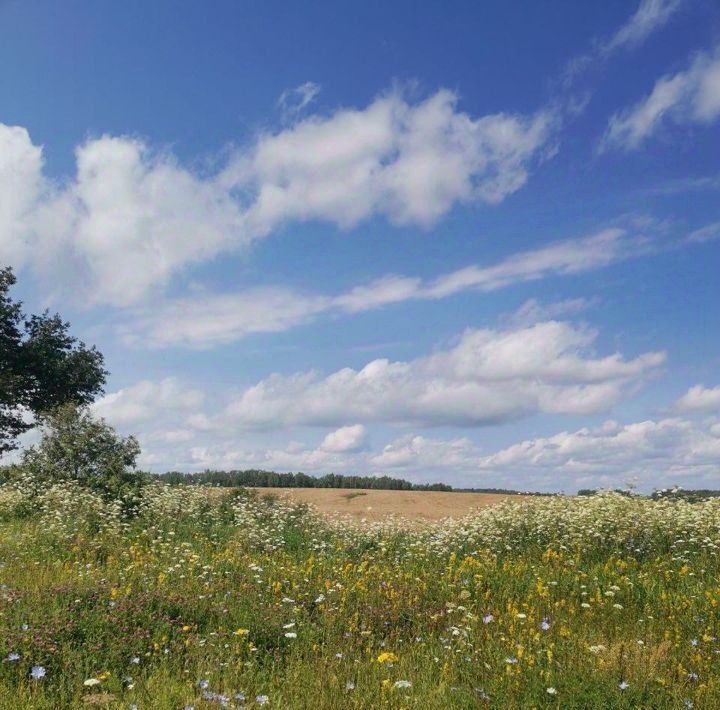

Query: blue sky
(1, 0), (719, 491)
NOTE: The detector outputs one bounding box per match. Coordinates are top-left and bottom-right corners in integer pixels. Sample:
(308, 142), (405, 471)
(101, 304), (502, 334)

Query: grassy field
(1, 481), (719, 709)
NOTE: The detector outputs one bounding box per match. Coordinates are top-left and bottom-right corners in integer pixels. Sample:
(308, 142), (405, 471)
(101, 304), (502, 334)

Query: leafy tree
(0, 267), (106, 454)
(21, 404), (143, 502)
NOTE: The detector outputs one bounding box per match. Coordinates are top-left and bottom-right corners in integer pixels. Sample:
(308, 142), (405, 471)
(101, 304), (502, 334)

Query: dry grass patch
(254, 487), (529, 522)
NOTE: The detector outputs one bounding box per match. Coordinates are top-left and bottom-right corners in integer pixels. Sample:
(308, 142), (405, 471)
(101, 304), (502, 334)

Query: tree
(0, 267), (107, 454)
(21, 404), (142, 501)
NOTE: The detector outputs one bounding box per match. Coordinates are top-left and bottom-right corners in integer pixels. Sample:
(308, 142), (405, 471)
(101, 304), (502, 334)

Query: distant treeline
(150, 469), (550, 495)
(153, 469), (453, 491)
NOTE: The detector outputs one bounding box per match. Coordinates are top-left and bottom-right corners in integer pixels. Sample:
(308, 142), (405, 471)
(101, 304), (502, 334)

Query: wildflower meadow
(0, 480), (719, 709)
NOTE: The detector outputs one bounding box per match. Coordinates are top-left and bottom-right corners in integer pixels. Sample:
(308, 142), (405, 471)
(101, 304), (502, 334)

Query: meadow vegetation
(0, 475), (719, 709)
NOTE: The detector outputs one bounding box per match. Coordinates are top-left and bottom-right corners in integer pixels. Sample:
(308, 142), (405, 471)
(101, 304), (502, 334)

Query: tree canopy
(21, 403), (142, 502)
(0, 267), (107, 454)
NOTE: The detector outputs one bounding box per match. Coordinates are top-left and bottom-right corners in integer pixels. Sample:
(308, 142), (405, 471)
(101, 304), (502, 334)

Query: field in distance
(251, 487), (528, 521)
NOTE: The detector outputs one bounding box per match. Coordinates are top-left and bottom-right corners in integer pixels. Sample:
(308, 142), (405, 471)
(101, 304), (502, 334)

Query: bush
(18, 404), (145, 514)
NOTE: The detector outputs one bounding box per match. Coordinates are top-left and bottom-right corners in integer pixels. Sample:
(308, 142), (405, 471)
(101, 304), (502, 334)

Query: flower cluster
(0, 481), (718, 708)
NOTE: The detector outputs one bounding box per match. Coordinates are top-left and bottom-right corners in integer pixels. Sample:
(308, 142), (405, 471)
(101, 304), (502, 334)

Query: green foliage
(20, 404), (144, 508)
(156, 469), (557, 495)
(158, 468), (454, 491)
(0, 490), (718, 708)
(0, 267), (107, 454)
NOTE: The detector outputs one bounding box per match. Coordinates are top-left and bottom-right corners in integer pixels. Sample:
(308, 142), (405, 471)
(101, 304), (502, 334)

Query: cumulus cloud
(132, 413), (720, 491)
(602, 46), (720, 150)
(185, 439), (361, 474)
(370, 434), (479, 470)
(0, 125), (45, 268)
(474, 417), (720, 490)
(320, 424), (368, 453)
(221, 321), (664, 430)
(151, 428), (474, 479)
(675, 384), (720, 412)
(225, 89), (557, 231)
(0, 127), (246, 306)
(122, 227), (649, 348)
(92, 378), (718, 491)
(91, 377), (204, 427)
(0, 88), (558, 306)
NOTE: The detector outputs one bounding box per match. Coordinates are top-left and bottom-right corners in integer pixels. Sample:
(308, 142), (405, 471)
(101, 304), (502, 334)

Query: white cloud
(278, 81), (321, 118)
(91, 377), (204, 427)
(505, 297), (596, 326)
(186, 439), (357, 474)
(94, 379), (718, 491)
(88, 378), (208, 470)
(646, 173), (720, 195)
(122, 227), (649, 348)
(320, 424), (368, 453)
(370, 434), (479, 470)
(228, 89), (557, 232)
(565, 0), (685, 81)
(221, 321), (664, 430)
(158, 428), (474, 479)
(0, 127), (246, 306)
(602, 47), (720, 150)
(420, 228), (649, 298)
(687, 221), (720, 244)
(0, 125), (45, 269)
(136, 414), (720, 491)
(605, 0), (685, 54)
(333, 275), (423, 314)
(148, 429), (196, 444)
(474, 417), (720, 490)
(676, 384), (720, 412)
(0, 88), (558, 306)
(121, 287), (332, 348)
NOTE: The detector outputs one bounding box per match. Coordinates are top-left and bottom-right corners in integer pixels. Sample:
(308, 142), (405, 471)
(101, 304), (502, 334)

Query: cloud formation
(474, 417), (720, 490)
(504, 297), (596, 327)
(221, 321), (664, 429)
(91, 377), (204, 427)
(122, 227), (649, 348)
(675, 384), (720, 412)
(602, 46), (720, 150)
(604, 0), (685, 55)
(565, 0), (686, 81)
(0, 88), (557, 306)
(85, 375), (719, 492)
(319, 424), (368, 453)
(278, 81), (321, 119)
(370, 434), (479, 471)
(129, 412), (720, 492)
(687, 222), (720, 244)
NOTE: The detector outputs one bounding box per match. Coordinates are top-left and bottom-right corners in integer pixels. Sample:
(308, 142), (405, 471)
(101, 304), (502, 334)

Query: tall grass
(0, 480), (718, 708)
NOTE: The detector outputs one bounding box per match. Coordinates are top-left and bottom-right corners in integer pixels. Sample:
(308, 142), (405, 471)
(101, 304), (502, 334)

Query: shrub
(19, 404), (145, 514)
